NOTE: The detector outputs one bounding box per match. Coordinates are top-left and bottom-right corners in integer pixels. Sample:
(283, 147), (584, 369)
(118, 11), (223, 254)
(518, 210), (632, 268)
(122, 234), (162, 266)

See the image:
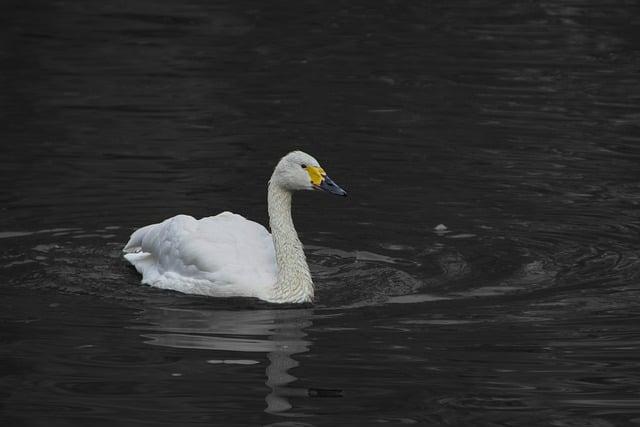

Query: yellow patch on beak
(306, 166), (326, 186)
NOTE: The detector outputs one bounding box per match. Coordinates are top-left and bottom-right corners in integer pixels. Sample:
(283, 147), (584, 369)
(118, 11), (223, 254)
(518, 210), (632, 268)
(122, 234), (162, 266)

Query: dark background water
(2, 0), (640, 425)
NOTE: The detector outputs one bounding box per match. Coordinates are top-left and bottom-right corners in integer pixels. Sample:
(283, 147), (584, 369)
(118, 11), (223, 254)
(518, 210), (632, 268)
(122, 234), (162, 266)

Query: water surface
(1, 0), (640, 425)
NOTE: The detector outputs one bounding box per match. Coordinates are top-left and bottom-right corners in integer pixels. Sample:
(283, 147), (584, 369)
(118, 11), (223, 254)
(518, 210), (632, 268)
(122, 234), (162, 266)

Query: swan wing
(123, 212), (277, 299)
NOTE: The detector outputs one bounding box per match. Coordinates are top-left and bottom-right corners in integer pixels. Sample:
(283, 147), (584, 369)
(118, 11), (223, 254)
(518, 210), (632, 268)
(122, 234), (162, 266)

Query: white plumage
(123, 212), (278, 300)
(123, 151), (346, 304)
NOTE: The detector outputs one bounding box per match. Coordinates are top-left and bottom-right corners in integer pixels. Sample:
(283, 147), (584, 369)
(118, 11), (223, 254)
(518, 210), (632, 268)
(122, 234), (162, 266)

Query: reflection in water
(137, 307), (313, 414)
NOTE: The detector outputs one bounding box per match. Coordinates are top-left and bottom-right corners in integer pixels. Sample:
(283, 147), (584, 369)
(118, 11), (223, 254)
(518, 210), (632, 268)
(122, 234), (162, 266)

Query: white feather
(124, 212), (278, 300)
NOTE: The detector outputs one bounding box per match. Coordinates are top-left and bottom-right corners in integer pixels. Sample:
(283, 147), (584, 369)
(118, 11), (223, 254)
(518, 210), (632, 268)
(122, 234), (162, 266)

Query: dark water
(2, 0), (640, 425)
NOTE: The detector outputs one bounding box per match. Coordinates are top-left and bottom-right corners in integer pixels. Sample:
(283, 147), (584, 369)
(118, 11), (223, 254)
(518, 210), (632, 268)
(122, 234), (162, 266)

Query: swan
(123, 150), (346, 304)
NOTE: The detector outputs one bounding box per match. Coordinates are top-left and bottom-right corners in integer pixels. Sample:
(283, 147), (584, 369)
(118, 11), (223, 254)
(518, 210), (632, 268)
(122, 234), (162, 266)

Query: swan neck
(267, 182), (313, 303)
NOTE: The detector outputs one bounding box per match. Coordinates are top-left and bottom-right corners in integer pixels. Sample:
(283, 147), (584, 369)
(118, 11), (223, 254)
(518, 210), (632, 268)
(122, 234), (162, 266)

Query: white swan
(123, 151), (346, 304)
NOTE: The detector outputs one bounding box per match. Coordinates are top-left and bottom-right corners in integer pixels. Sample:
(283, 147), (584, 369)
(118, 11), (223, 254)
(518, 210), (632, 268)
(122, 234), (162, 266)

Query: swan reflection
(137, 306), (313, 414)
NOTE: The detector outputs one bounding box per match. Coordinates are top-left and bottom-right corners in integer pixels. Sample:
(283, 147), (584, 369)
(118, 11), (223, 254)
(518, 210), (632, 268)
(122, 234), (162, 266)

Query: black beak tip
(318, 176), (347, 197)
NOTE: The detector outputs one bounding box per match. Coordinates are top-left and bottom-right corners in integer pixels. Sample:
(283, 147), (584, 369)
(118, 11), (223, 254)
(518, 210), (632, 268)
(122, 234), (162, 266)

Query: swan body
(123, 151), (346, 304)
(123, 212), (278, 300)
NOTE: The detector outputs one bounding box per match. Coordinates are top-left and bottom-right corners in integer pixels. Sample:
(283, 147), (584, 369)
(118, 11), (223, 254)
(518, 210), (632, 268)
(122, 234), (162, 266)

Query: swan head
(271, 150), (347, 196)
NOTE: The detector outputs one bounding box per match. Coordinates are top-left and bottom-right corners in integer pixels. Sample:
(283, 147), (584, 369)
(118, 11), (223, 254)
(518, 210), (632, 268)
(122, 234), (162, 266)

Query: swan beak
(317, 175), (347, 197)
(307, 166), (347, 196)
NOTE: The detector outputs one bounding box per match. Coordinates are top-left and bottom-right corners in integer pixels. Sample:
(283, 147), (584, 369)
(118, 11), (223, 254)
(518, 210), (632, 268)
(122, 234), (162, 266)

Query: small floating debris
(433, 224), (450, 235)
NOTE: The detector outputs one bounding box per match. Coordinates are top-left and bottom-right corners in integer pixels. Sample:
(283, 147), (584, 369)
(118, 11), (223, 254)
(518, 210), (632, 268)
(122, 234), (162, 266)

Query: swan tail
(124, 251), (158, 282)
(123, 224), (163, 283)
(123, 223), (157, 253)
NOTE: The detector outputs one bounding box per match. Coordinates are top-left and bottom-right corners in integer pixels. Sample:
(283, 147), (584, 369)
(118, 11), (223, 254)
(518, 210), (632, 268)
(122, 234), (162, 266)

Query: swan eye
(301, 163), (307, 169)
